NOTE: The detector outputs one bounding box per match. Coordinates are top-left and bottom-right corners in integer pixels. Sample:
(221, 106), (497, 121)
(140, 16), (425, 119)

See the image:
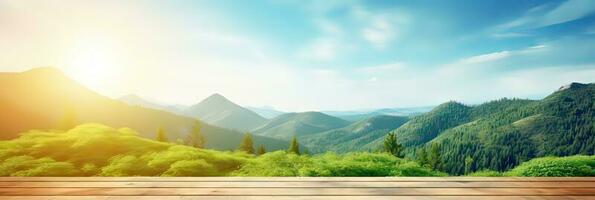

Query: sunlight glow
(66, 35), (120, 89)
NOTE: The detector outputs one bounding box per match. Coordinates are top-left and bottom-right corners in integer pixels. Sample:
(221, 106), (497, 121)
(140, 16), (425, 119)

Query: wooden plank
(1, 188), (594, 196)
(1, 181), (594, 188)
(1, 196), (591, 200)
(1, 177), (595, 182)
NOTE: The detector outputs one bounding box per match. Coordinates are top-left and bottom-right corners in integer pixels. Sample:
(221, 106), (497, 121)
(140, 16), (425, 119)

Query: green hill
(252, 112), (351, 139)
(184, 93), (267, 131)
(301, 115), (410, 153)
(0, 67), (289, 151)
(390, 82), (594, 175)
(391, 101), (472, 147)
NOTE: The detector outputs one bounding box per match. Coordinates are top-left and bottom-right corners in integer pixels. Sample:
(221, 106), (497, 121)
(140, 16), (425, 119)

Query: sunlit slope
(0, 67), (289, 151)
(184, 93), (267, 131)
(301, 115), (409, 153)
(0, 123), (250, 176)
(252, 112), (351, 139)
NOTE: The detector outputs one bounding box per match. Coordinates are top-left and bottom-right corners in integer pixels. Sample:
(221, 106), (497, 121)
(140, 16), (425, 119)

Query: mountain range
(183, 93), (267, 131)
(2, 67), (592, 175)
(0, 68), (291, 151)
(323, 107), (433, 121)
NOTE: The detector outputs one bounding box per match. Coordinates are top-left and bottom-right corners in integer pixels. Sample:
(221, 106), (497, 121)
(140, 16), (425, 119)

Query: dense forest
(0, 123), (592, 177)
(398, 83), (594, 175)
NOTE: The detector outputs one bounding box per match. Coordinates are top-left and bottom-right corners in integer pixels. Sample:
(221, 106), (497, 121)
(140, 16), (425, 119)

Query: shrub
(505, 155), (595, 177)
(0, 123), (248, 176)
(467, 170), (503, 177)
(233, 151), (443, 177)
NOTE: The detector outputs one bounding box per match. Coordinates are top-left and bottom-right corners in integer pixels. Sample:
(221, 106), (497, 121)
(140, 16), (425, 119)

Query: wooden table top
(1, 177), (594, 199)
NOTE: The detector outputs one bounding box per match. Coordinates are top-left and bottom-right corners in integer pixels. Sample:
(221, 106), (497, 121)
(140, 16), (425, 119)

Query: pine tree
(237, 132), (254, 154)
(288, 136), (300, 154)
(464, 155), (474, 175)
(428, 143), (442, 171)
(186, 121), (205, 148)
(156, 127), (168, 142)
(383, 132), (404, 158)
(416, 148), (429, 167)
(256, 144), (266, 155)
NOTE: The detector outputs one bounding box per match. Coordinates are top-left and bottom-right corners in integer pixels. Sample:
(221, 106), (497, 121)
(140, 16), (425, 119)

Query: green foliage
(393, 84), (594, 175)
(186, 121), (205, 148)
(253, 112), (350, 139)
(288, 136), (300, 154)
(1, 123), (592, 177)
(505, 155), (595, 177)
(237, 133), (254, 154)
(301, 115), (409, 153)
(393, 101), (471, 147)
(155, 127), (168, 142)
(257, 144), (266, 155)
(383, 132), (403, 158)
(464, 155), (473, 175)
(416, 148), (429, 167)
(233, 151), (444, 177)
(232, 151), (312, 176)
(0, 124), (249, 176)
(428, 143), (442, 171)
(467, 170), (503, 177)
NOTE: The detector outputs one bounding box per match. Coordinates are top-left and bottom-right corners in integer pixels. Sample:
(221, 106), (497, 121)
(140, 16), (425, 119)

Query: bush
(467, 170), (503, 177)
(233, 151), (443, 177)
(232, 151), (312, 176)
(505, 155), (595, 177)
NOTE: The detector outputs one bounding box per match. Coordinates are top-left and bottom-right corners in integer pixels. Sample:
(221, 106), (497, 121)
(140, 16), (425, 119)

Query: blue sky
(1, 0), (595, 111)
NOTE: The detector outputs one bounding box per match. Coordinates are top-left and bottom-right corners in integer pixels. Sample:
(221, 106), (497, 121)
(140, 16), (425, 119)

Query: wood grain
(1, 177), (593, 199)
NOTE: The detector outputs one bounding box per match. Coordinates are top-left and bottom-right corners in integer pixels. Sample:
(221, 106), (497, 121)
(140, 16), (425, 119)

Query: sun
(65, 35), (120, 89)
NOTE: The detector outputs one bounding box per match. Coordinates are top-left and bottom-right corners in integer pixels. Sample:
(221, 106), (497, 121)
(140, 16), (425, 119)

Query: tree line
(155, 121), (302, 155)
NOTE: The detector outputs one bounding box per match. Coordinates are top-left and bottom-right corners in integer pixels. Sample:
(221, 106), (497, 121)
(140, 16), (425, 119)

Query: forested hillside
(392, 83), (594, 175)
(1, 123), (591, 177)
(301, 115), (409, 153)
(252, 112), (351, 139)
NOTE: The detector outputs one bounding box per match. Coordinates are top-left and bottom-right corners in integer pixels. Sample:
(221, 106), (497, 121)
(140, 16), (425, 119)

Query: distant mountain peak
(22, 67), (68, 79)
(120, 94), (143, 100)
(558, 82), (587, 91)
(186, 93), (266, 131)
(202, 93), (231, 103)
(23, 67), (64, 75)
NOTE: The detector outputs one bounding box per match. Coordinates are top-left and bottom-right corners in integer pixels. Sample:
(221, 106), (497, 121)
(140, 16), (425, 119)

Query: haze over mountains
(252, 112), (351, 139)
(1, 67), (592, 176)
(183, 93), (267, 131)
(0, 68), (292, 151)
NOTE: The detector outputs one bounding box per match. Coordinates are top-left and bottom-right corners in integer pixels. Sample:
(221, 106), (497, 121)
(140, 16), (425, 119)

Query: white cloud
(300, 38), (340, 61)
(460, 51), (511, 64)
(540, 0), (595, 27)
(498, 0), (595, 29)
(352, 6), (408, 49)
(490, 32), (531, 39)
(362, 17), (395, 48)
